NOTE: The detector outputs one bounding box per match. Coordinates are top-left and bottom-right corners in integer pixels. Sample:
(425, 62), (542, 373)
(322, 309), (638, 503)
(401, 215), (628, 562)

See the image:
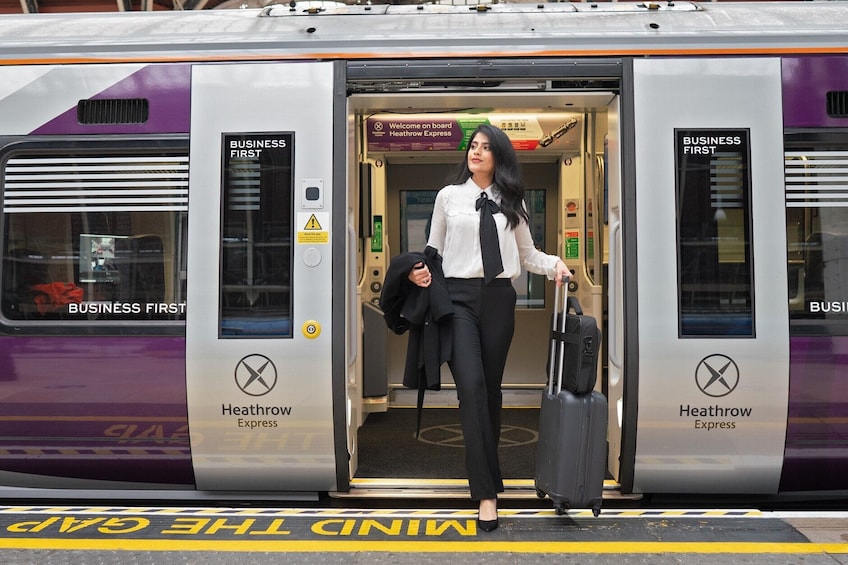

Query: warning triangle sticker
(304, 214), (322, 230)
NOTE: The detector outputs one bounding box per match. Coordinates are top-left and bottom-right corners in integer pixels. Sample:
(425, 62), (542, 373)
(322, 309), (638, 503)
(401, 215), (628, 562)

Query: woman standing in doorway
(409, 124), (571, 532)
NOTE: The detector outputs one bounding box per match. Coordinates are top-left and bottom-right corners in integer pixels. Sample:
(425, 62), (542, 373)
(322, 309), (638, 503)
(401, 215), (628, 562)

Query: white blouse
(426, 177), (561, 281)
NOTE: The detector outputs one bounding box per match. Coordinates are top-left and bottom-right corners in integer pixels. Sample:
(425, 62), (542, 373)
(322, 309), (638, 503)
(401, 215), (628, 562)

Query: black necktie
(476, 192), (503, 284)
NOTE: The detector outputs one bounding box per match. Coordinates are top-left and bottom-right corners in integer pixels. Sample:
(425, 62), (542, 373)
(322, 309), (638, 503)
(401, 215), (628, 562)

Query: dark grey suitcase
(535, 284), (607, 516)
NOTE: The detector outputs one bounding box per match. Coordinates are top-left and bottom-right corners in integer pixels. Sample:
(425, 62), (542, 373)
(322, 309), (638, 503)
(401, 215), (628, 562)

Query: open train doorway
(343, 61), (624, 497)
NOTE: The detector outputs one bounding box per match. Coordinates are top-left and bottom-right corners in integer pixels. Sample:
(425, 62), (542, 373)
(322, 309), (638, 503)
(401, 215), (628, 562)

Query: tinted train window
(1, 142), (188, 324)
(785, 133), (848, 334)
(220, 133), (294, 338)
(675, 129), (754, 337)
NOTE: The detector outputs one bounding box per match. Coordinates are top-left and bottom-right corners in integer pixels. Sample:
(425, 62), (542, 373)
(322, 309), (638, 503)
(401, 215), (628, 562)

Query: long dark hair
(449, 123), (528, 229)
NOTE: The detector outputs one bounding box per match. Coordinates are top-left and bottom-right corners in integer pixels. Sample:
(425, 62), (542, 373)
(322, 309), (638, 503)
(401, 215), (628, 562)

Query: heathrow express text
(680, 404), (753, 431)
(387, 121), (454, 137)
(222, 403), (292, 430)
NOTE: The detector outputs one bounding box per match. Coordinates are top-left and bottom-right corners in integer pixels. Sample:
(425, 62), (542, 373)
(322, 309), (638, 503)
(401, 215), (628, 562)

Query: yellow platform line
(1, 539), (847, 554)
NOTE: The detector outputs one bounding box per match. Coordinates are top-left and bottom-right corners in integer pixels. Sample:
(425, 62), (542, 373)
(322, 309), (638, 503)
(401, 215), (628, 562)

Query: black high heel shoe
(477, 498), (498, 532)
(477, 517), (499, 532)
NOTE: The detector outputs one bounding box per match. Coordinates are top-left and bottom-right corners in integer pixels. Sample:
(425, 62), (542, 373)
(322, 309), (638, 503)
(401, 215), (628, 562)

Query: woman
(409, 124), (571, 532)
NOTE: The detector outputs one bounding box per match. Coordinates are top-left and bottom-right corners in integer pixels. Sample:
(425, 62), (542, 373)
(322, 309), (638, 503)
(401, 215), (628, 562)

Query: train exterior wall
(0, 336), (192, 487)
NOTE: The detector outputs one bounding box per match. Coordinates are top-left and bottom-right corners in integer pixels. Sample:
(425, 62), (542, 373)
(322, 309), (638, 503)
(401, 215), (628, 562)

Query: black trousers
(446, 278), (516, 501)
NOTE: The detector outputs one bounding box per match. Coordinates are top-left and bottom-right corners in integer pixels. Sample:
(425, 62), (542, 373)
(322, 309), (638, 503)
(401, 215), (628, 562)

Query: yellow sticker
(297, 212), (329, 244)
(302, 320), (321, 339)
(298, 231), (329, 244)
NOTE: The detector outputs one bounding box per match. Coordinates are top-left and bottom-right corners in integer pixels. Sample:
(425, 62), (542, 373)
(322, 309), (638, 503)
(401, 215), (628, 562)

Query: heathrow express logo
(234, 354), (278, 397)
(694, 354), (739, 398)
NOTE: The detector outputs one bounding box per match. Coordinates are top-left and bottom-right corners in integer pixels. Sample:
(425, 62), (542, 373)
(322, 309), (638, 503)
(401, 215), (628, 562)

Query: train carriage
(0, 1), (846, 500)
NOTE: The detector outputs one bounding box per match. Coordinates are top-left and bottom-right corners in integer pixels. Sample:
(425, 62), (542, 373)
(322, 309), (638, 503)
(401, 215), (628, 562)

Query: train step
(332, 479), (642, 501)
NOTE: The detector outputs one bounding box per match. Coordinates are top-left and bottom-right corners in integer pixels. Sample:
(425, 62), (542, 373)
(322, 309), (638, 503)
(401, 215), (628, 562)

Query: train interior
(345, 88), (619, 496)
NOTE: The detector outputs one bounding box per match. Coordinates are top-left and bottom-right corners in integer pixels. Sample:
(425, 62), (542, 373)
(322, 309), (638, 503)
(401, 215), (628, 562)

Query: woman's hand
(408, 261), (432, 287)
(555, 260), (571, 287)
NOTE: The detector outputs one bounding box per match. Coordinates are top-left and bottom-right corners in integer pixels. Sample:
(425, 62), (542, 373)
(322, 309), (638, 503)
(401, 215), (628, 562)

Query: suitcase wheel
(554, 503), (568, 515)
(592, 504), (601, 517)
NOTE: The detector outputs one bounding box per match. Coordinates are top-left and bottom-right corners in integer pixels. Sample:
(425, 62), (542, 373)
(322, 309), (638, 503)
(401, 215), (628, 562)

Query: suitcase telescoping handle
(547, 275), (569, 397)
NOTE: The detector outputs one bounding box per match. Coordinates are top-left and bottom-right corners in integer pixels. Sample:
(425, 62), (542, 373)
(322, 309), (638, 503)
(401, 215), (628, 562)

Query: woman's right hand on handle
(554, 260), (571, 287)
(408, 262), (432, 287)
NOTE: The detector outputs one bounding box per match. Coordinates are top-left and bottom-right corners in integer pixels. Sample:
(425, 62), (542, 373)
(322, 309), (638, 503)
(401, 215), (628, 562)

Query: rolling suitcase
(535, 282), (607, 516)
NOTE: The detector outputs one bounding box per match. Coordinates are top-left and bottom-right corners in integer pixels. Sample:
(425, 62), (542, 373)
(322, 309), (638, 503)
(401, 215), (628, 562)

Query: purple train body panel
(782, 56), (848, 129)
(0, 62), (194, 486)
(778, 55), (848, 492)
(0, 336), (192, 486)
(31, 64), (192, 136)
(781, 337), (848, 492)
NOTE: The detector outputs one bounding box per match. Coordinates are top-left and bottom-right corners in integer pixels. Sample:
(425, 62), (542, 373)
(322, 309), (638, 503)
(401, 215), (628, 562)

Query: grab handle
(608, 221), (622, 369)
(548, 275), (569, 396)
(348, 223), (358, 368)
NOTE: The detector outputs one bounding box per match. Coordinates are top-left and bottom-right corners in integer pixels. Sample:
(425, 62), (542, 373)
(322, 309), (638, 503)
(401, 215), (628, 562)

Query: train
(0, 1), (846, 501)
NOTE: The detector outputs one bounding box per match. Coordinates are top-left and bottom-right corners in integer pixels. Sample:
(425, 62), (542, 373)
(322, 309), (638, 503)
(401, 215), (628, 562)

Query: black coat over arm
(379, 246), (454, 393)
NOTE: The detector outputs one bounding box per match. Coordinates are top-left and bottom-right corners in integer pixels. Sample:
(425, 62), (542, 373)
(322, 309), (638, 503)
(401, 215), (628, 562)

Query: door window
(219, 132), (294, 338)
(675, 129), (754, 337)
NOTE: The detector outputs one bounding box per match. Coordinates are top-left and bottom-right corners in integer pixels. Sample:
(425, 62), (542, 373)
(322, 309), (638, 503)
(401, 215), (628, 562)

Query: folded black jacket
(379, 245), (454, 394)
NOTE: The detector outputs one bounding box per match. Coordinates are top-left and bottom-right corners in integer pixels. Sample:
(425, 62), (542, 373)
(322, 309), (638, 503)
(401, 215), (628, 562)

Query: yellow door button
(302, 320), (321, 339)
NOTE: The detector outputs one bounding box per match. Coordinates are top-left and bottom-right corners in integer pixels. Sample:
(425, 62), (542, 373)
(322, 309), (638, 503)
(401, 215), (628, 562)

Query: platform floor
(0, 504), (847, 564)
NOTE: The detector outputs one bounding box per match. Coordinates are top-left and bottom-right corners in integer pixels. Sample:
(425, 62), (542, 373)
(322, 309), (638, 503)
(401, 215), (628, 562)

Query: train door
(628, 58), (789, 493)
(347, 61), (623, 493)
(185, 61), (347, 491)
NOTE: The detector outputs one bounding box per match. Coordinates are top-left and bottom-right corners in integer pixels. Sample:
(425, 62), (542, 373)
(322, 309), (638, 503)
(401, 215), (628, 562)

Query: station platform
(0, 503), (846, 564)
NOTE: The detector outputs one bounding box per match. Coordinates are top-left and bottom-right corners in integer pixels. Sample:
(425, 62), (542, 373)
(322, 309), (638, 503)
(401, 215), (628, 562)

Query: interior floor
(355, 407), (541, 480)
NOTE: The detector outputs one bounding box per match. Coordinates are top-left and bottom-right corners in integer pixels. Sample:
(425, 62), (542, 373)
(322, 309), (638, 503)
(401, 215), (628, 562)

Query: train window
(519, 188), (547, 308)
(220, 132), (294, 338)
(674, 129), (754, 337)
(1, 144), (188, 324)
(785, 135), (848, 334)
(399, 189), (436, 254)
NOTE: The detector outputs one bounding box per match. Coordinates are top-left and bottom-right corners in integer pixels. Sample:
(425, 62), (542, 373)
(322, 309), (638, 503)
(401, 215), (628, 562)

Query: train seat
(2, 248), (51, 319)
